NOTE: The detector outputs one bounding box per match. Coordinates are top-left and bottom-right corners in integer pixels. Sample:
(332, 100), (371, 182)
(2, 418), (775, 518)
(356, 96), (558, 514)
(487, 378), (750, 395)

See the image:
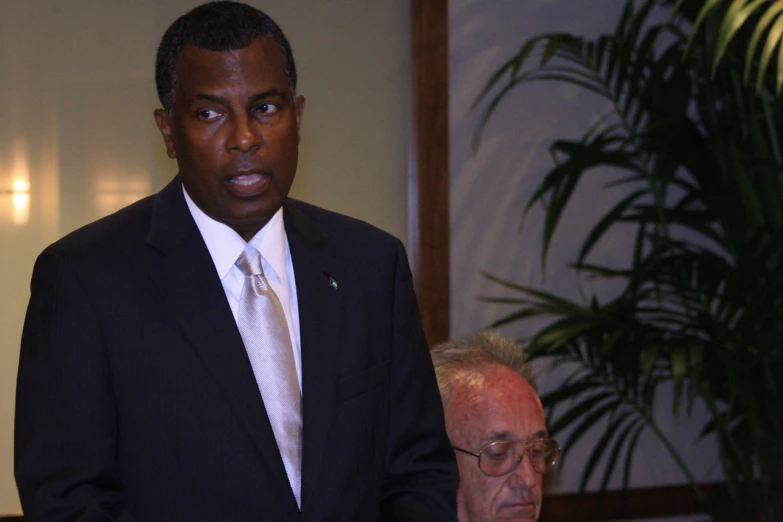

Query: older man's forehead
(450, 364), (535, 404)
(478, 429), (548, 445)
(448, 364), (545, 443)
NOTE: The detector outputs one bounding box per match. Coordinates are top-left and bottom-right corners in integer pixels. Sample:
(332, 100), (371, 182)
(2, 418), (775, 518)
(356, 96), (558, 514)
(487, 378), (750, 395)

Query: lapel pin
(324, 271), (339, 290)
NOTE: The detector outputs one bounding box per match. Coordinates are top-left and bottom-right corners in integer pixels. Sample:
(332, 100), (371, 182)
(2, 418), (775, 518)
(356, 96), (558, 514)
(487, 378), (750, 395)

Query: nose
(226, 112), (260, 153)
(507, 453), (538, 490)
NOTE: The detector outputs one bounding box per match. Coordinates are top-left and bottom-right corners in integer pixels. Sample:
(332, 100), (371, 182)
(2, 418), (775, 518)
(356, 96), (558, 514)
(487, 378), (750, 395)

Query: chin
(225, 201), (281, 223)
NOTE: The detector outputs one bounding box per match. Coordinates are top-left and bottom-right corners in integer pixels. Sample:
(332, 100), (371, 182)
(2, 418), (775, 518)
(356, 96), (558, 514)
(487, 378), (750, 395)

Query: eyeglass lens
(479, 439), (559, 476)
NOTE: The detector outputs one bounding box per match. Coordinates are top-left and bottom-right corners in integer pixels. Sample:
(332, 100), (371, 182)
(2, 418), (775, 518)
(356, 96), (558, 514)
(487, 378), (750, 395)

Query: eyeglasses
(453, 438), (560, 477)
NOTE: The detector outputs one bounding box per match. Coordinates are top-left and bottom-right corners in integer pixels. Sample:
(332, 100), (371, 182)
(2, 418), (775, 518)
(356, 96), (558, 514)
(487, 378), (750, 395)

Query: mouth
(497, 500), (536, 518)
(224, 172), (271, 198)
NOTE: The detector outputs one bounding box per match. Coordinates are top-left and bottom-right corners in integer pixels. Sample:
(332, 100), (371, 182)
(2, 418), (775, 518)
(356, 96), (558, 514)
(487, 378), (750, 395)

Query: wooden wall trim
(540, 482), (733, 521)
(0, 483), (734, 522)
(412, 0), (450, 346)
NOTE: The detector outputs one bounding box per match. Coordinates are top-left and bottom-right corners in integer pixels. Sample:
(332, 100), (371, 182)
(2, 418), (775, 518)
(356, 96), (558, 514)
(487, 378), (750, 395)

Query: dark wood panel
(0, 483), (730, 522)
(539, 482), (731, 521)
(412, 0), (450, 346)
(0, 483), (728, 522)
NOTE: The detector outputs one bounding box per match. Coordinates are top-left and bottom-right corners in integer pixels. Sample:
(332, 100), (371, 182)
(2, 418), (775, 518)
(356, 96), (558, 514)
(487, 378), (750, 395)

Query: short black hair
(155, 1), (297, 111)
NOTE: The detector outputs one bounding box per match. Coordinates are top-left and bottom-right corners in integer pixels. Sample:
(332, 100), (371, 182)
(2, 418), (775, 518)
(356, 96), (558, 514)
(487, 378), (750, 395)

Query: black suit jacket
(15, 176), (458, 521)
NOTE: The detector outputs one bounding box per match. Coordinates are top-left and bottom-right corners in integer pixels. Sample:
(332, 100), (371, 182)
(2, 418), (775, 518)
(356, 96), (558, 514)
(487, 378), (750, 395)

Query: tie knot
(235, 245), (264, 277)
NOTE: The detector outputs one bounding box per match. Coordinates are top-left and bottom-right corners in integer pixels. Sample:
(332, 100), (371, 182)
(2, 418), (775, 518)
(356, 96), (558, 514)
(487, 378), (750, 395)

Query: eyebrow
(531, 430), (548, 440)
(249, 89), (284, 102)
(479, 429), (549, 445)
(191, 89), (284, 105)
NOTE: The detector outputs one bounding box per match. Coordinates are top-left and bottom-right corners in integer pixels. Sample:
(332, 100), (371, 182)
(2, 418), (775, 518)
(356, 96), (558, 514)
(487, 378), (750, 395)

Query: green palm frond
(682, 0), (783, 94)
(475, 0), (783, 517)
(483, 272), (706, 495)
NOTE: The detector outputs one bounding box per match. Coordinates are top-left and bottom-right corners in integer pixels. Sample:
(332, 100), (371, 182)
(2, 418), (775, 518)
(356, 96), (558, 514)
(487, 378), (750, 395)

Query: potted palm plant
(476, 0), (783, 519)
(682, 0), (783, 95)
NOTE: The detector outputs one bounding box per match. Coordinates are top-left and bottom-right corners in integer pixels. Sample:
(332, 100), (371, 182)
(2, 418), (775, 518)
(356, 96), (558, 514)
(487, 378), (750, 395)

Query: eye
(528, 446), (544, 458)
(196, 108), (221, 121)
(255, 102), (280, 116)
(482, 442), (511, 461)
(528, 440), (555, 464)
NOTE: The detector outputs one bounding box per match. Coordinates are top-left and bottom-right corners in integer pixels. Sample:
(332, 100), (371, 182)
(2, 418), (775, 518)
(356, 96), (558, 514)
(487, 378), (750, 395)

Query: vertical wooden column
(412, 0), (450, 346)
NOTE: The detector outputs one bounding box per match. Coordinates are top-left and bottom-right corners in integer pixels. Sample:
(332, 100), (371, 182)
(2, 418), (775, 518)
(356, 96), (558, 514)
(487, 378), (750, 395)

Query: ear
(154, 109), (177, 159)
(294, 95), (306, 144)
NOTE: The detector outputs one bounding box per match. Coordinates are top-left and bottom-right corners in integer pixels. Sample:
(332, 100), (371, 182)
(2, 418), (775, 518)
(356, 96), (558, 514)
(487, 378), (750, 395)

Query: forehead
(446, 364), (545, 445)
(175, 37), (288, 94)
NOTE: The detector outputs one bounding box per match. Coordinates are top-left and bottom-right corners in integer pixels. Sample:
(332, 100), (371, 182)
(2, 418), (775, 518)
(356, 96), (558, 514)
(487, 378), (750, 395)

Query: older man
(431, 332), (560, 522)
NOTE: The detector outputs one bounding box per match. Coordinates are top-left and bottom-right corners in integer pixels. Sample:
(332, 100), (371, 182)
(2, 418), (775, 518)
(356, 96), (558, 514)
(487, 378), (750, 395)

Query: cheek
(178, 127), (220, 156)
(458, 463), (499, 510)
(455, 456), (474, 482)
(272, 127), (300, 156)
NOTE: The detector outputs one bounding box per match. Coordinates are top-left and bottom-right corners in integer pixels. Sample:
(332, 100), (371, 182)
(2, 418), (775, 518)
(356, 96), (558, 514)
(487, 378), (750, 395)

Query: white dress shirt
(183, 185), (302, 392)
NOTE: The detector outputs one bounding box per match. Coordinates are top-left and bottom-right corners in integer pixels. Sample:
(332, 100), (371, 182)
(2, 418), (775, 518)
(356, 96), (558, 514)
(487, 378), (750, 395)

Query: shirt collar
(182, 184), (287, 281)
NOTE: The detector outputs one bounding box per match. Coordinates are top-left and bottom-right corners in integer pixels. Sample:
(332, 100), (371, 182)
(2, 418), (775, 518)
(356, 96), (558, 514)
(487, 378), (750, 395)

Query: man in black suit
(14, 2), (458, 520)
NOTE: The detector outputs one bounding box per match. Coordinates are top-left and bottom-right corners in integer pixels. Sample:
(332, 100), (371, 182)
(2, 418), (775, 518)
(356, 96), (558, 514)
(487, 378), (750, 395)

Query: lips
(224, 172), (270, 198)
(497, 500), (537, 519)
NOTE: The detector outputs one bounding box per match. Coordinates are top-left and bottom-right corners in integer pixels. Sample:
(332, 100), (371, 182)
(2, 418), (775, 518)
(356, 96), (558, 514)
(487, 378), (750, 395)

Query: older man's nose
(507, 454), (538, 490)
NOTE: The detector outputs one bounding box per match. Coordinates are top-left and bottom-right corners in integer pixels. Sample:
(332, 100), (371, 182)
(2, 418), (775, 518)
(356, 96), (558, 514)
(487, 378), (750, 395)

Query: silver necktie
(235, 245), (302, 507)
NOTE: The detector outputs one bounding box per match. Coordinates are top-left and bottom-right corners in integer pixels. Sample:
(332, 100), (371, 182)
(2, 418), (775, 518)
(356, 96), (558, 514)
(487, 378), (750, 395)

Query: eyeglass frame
(453, 438), (560, 477)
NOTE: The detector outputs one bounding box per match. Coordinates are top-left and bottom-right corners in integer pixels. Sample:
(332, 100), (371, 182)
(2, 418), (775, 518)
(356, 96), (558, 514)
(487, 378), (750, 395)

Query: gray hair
(430, 331), (532, 404)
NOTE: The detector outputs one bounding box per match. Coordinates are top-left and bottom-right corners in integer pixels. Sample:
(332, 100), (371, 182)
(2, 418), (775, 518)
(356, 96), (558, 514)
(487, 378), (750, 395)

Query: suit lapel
(284, 200), (344, 511)
(145, 178), (296, 510)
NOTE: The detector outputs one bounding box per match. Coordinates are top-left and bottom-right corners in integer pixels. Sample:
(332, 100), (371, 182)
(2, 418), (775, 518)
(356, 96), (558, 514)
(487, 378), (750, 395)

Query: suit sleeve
(379, 240), (459, 521)
(15, 249), (136, 522)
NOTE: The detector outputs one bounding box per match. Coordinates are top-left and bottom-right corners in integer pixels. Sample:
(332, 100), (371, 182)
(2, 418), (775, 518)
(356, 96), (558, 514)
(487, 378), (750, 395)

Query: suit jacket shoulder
(43, 193), (156, 263)
(284, 198), (405, 261)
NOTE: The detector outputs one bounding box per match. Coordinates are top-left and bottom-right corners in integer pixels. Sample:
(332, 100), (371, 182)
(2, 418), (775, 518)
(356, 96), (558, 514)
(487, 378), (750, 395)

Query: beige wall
(0, 0), (410, 514)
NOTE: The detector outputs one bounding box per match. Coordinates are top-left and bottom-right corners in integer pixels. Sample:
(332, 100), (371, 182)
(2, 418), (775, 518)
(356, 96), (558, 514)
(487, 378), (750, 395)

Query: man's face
(155, 37), (304, 240)
(445, 364), (547, 522)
